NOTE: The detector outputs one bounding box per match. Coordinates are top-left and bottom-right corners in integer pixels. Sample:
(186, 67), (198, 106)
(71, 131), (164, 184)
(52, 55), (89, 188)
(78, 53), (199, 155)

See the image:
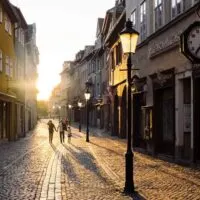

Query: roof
(11, 4), (28, 29)
(2, 0), (18, 23)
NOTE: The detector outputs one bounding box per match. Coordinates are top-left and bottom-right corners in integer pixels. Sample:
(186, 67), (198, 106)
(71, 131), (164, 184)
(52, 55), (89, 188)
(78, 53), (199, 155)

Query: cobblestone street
(0, 120), (200, 200)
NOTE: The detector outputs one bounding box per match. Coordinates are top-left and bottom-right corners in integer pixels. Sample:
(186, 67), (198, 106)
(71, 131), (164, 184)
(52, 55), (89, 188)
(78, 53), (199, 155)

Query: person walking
(47, 120), (56, 143)
(57, 120), (65, 143)
(67, 126), (72, 143)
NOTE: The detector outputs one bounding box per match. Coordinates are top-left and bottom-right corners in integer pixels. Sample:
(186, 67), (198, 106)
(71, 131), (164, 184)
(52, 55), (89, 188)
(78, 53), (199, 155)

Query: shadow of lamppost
(119, 19), (139, 194)
(78, 100), (83, 132)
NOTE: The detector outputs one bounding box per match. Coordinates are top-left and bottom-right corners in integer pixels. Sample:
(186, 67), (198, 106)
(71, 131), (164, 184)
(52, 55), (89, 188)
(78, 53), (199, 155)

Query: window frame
(140, 0), (147, 41)
(154, 0), (163, 31)
(171, 0), (184, 19)
(131, 9), (136, 27)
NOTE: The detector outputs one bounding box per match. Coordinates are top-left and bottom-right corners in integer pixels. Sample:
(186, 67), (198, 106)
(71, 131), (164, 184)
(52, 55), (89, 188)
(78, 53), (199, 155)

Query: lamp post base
(124, 151), (134, 194)
(79, 124), (81, 132)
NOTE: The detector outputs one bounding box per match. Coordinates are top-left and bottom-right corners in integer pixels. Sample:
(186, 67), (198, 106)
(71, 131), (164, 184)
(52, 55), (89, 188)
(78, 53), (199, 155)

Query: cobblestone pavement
(0, 120), (132, 200)
(84, 126), (200, 200)
(1, 120), (200, 200)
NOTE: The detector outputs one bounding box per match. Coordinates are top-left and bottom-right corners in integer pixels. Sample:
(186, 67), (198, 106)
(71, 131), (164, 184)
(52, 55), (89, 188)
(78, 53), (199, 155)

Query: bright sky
(10, 0), (115, 100)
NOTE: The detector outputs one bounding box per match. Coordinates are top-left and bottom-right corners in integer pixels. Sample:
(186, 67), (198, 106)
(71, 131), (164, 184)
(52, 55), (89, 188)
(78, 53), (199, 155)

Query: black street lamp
(78, 101), (82, 132)
(84, 80), (92, 142)
(119, 19), (139, 193)
(68, 104), (72, 125)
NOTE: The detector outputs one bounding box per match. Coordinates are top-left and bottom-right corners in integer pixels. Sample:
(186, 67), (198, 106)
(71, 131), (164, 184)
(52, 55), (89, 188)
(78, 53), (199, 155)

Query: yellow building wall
(0, 3), (16, 93)
(111, 40), (127, 97)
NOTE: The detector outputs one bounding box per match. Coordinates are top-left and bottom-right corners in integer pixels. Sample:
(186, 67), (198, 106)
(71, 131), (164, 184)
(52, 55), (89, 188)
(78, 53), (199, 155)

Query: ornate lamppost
(84, 80), (92, 142)
(119, 19), (139, 193)
(78, 101), (82, 132)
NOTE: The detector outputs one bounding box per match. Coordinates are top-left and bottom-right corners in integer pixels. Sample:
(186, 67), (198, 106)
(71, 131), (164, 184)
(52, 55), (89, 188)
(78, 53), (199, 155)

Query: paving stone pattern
(0, 120), (200, 199)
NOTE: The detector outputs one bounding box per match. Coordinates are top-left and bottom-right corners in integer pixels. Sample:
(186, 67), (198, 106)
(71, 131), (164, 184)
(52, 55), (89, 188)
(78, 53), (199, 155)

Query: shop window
(143, 106), (153, 140)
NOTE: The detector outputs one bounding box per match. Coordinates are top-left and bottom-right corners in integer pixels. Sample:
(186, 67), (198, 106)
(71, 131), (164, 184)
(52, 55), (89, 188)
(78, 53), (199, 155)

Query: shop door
(113, 94), (119, 136)
(120, 88), (126, 138)
(132, 93), (145, 148)
(155, 88), (174, 156)
(194, 78), (200, 161)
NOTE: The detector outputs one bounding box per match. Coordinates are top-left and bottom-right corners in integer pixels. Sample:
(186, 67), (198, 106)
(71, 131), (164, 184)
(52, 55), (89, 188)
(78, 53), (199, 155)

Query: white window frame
(140, 1), (147, 41)
(154, 0), (163, 30)
(171, 0), (184, 19)
(0, 7), (2, 23)
(0, 50), (2, 72)
(131, 9), (136, 27)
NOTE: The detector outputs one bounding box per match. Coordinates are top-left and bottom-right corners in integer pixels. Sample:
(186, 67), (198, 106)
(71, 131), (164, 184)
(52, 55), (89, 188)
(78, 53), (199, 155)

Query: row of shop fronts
(0, 96), (25, 141)
(110, 61), (200, 164)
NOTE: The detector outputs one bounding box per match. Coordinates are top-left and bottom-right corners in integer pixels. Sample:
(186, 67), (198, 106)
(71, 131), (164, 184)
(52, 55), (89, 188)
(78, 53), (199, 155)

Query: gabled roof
(2, 0), (18, 23)
(11, 4), (28, 29)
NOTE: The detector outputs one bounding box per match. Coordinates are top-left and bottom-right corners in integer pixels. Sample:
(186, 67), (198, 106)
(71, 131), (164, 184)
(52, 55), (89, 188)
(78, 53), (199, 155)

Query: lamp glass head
(120, 19), (139, 53)
(84, 92), (91, 100)
(78, 102), (82, 107)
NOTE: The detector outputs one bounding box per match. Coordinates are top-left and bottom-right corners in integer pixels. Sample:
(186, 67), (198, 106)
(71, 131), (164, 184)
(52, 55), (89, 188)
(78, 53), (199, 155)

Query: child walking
(67, 126), (72, 143)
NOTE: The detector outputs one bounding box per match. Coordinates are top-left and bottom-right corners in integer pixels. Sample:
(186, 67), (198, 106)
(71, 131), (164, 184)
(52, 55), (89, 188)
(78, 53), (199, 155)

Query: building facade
(125, 0), (200, 163)
(0, 1), (39, 142)
(0, 0), (18, 141)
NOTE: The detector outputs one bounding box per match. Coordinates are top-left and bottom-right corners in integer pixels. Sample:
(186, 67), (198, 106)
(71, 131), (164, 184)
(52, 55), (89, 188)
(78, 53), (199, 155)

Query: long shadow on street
(62, 143), (108, 182)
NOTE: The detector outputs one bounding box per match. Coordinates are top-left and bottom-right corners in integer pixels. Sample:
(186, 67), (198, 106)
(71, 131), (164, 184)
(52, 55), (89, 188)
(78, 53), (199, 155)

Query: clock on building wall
(180, 21), (200, 64)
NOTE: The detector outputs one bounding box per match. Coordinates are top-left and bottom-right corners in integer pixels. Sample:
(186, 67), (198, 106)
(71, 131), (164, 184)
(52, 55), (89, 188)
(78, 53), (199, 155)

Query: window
(140, 1), (147, 40)
(8, 20), (12, 35)
(0, 50), (2, 71)
(0, 7), (2, 23)
(154, 0), (163, 30)
(5, 15), (8, 32)
(116, 43), (122, 65)
(131, 10), (136, 27)
(15, 23), (18, 38)
(172, 0), (183, 18)
(5, 56), (9, 76)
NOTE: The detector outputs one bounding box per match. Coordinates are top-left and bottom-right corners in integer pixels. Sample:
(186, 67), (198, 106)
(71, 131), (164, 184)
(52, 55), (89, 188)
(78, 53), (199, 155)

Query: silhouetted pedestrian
(57, 120), (65, 143)
(47, 120), (56, 143)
